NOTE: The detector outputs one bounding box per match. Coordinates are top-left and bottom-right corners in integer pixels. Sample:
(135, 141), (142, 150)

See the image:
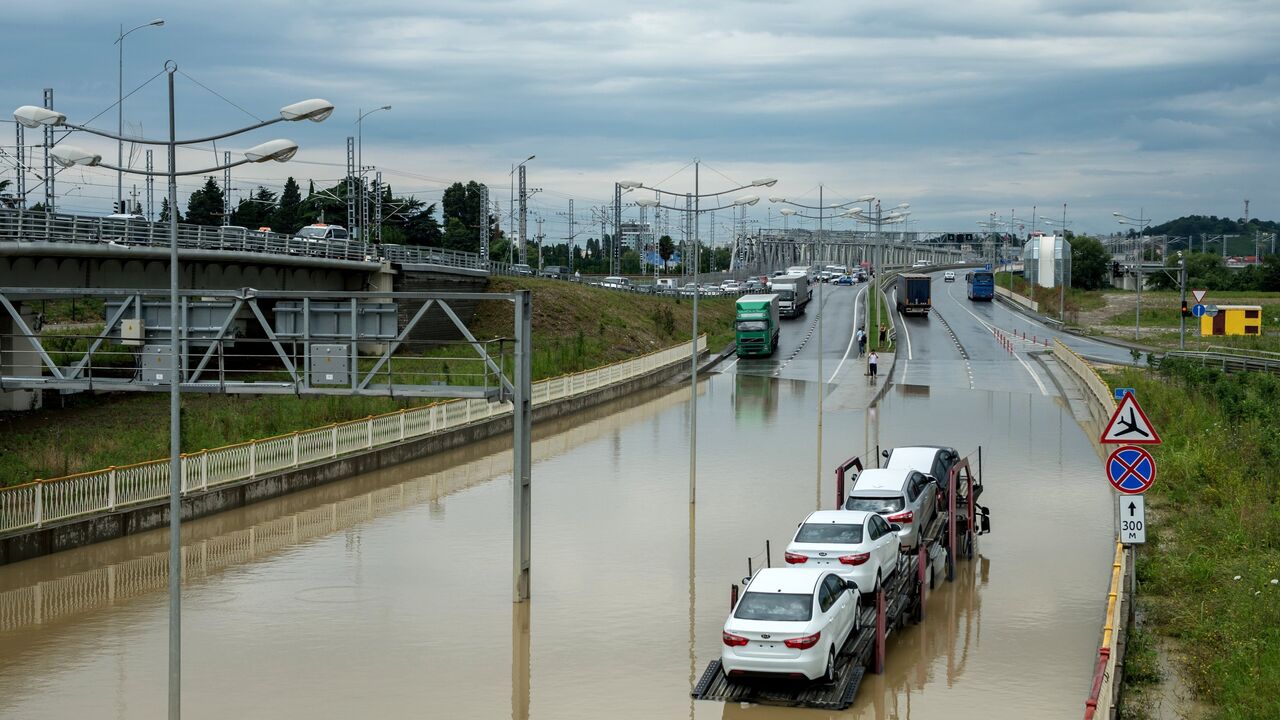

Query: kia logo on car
(760, 634), (771, 639)
(818, 552), (827, 557)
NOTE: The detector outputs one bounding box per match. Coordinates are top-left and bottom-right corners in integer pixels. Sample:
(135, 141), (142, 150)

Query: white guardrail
(0, 336), (706, 534)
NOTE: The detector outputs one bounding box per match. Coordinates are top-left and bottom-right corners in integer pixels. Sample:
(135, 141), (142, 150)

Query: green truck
(735, 294), (781, 357)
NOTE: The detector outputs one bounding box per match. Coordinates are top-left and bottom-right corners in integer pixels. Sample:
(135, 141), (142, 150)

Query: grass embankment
(0, 278), (737, 486)
(1105, 361), (1280, 718)
(993, 271), (1107, 318)
(1101, 292), (1280, 353)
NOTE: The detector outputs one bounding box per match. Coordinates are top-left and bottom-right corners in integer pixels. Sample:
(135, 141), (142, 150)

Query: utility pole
(345, 137), (356, 232)
(478, 184), (490, 263)
(373, 171), (383, 247)
(536, 216), (545, 271)
(13, 123), (25, 204)
(43, 88), (54, 212)
(222, 151), (231, 225)
(613, 182), (623, 275)
(519, 164), (528, 265)
(145, 149), (154, 220)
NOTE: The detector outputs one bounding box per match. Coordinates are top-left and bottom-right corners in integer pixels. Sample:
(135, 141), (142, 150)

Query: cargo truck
(735, 294), (781, 357)
(771, 274), (811, 318)
(896, 274), (932, 316)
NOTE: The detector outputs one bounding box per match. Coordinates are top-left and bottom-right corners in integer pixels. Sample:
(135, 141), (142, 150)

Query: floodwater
(0, 366), (1113, 718)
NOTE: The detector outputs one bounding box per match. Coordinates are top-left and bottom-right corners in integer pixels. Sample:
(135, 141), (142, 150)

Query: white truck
(771, 273), (811, 318)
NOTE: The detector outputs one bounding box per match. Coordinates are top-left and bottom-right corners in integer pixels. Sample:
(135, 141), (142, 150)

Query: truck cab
(735, 294), (781, 357)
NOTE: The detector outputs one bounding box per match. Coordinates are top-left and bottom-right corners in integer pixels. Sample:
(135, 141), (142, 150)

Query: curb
(995, 293), (1162, 356)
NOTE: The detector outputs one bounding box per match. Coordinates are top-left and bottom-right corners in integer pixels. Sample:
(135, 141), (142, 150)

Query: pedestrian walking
(868, 350), (879, 378)
(878, 324), (887, 344)
(855, 327), (866, 357)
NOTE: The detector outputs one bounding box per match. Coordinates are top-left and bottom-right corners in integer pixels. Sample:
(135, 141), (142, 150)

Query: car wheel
(823, 647), (837, 684)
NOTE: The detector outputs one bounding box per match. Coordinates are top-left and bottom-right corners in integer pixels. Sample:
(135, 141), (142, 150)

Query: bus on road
(966, 270), (995, 301)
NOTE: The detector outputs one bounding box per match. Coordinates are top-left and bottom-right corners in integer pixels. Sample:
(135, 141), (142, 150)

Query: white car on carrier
(784, 510), (902, 597)
(721, 567), (860, 683)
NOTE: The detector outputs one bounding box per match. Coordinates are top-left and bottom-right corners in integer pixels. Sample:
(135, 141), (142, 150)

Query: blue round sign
(1191, 303), (1206, 318)
(1107, 445), (1156, 494)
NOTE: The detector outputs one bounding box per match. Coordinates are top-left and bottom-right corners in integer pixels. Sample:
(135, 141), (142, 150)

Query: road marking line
(945, 284), (1049, 396)
(828, 285), (867, 384)
(721, 358), (739, 373)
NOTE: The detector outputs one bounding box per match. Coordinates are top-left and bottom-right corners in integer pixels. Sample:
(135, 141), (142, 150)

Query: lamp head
(50, 145), (102, 168)
(895, 203), (910, 209)
(856, 195), (876, 203)
(618, 180), (645, 190)
(751, 178), (778, 188)
(634, 197), (660, 208)
(768, 196), (786, 204)
(779, 208), (797, 216)
(149, 18), (165, 27)
(14, 105), (66, 128)
(279, 99), (334, 122)
(244, 139), (299, 163)
(1112, 212), (1122, 217)
(734, 195), (760, 207)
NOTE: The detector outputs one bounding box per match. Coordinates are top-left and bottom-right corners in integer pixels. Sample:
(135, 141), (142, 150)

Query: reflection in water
(0, 373), (1111, 720)
(733, 372), (780, 424)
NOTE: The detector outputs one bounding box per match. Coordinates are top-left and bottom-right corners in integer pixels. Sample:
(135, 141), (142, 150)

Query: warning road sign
(1101, 391), (1162, 445)
(1107, 445), (1157, 494)
(1191, 289), (1207, 304)
(1120, 494), (1146, 544)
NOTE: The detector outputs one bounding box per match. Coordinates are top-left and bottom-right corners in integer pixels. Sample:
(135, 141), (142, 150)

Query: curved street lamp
(116, 18), (165, 210)
(1114, 209), (1152, 341)
(618, 163), (776, 506)
(14, 63), (330, 720)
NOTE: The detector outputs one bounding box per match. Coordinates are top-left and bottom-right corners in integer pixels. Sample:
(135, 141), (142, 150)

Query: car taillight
(722, 631), (749, 647)
(887, 510), (914, 524)
(784, 632), (821, 650)
(839, 552), (871, 565)
(784, 552), (809, 564)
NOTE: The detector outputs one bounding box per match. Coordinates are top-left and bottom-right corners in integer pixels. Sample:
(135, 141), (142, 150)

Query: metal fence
(0, 335), (705, 534)
(0, 207), (485, 271)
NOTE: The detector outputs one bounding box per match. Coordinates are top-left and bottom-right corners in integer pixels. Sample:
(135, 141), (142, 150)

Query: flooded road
(0, 314), (1113, 718)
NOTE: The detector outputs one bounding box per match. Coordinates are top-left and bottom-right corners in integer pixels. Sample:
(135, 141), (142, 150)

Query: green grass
(0, 278), (738, 487)
(993, 272), (1108, 316)
(1104, 362), (1280, 718)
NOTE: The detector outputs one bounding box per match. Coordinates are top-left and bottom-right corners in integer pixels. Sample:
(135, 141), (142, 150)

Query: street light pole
(116, 18), (164, 211)
(356, 105), (390, 242)
(1114, 209), (1151, 341)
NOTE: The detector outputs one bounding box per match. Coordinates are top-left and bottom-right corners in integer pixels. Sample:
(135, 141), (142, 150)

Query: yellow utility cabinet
(1200, 305), (1262, 336)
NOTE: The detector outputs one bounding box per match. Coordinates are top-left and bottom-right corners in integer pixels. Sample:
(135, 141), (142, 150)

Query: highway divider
(1052, 339), (1132, 719)
(0, 336), (706, 536)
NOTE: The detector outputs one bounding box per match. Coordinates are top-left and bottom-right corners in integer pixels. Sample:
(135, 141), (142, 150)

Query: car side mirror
(889, 524), (903, 532)
(742, 576), (752, 586)
(881, 449), (890, 459)
(843, 579), (860, 593)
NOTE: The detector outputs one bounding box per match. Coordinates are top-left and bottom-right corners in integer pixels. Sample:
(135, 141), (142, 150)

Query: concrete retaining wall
(0, 352), (697, 565)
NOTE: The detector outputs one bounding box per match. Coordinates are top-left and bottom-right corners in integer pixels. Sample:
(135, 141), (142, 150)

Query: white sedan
(784, 510), (901, 596)
(721, 567), (859, 682)
(943, 271), (956, 282)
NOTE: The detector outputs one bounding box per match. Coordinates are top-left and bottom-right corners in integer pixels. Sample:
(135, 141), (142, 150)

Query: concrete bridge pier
(1, 302), (42, 411)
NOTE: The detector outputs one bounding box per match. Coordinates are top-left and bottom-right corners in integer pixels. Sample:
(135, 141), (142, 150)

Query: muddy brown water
(0, 374), (1111, 719)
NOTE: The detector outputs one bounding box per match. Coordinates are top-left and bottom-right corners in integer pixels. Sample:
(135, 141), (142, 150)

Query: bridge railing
(0, 207), (484, 270)
(0, 335), (705, 535)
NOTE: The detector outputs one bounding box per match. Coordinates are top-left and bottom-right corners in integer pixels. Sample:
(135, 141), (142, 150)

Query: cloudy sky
(4, 0), (1278, 239)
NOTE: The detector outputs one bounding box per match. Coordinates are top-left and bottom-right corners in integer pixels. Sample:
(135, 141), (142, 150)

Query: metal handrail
(0, 207), (484, 271)
(0, 335), (706, 534)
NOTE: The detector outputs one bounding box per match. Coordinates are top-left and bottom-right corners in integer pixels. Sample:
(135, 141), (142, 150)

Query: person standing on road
(867, 350), (879, 378)
(878, 324), (887, 344)
(856, 327), (866, 357)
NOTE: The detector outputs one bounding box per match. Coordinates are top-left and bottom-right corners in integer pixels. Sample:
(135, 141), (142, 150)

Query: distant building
(619, 222), (652, 252)
(1023, 232), (1071, 288)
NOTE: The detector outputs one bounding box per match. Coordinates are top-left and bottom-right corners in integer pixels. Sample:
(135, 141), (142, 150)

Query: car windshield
(795, 523), (863, 544)
(296, 227), (328, 239)
(845, 495), (905, 513)
(736, 320), (767, 332)
(734, 592), (813, 622)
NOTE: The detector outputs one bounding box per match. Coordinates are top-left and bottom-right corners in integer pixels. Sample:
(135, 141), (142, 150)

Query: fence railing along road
(0, 207), (485, 271)
(0, 336), (706, 535)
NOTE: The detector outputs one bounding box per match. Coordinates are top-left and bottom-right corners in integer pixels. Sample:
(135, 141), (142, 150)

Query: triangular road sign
(1101, 392), (1162, 445)
(1191, 289), (1207, 304)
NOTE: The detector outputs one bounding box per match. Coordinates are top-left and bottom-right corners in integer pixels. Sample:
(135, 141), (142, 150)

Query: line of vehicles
(894, 266), (997, 316)
(716, 445), (987, 686)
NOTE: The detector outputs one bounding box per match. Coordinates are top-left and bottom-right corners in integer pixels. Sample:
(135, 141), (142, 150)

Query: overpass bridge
(0, 209), (492, 410)
(732, 229), (966, 271)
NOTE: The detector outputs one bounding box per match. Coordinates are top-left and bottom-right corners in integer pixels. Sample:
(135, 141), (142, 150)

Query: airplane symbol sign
(1101, 392), (1162, 445)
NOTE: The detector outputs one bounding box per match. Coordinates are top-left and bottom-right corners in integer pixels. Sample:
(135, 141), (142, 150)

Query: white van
(295, 223), (350, 242)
